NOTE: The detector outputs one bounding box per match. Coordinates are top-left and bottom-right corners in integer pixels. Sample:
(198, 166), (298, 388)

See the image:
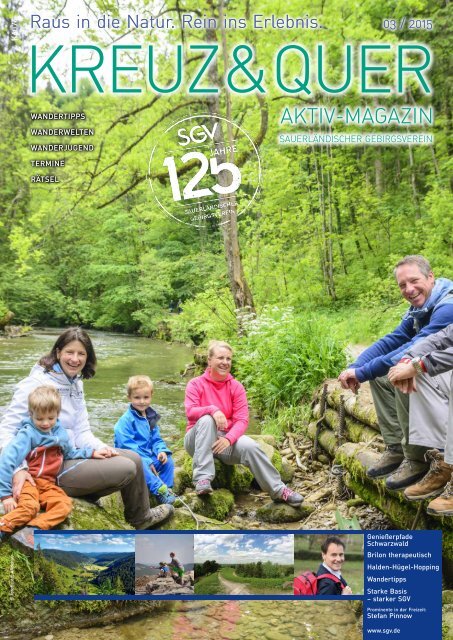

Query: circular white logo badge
(148, 114), (261, 227)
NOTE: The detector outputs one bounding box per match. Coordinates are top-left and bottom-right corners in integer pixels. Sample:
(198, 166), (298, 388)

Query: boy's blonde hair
(28, 386), (61, 415)
(127, 375), (154, 397)
(207, 340), (233, 358)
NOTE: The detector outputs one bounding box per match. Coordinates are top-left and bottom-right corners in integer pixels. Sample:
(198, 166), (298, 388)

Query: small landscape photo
(294, 533), (364, 597)
(135, 533), (194, 595)
(34, 532), (135, 595)
(194, 533), (294, 595)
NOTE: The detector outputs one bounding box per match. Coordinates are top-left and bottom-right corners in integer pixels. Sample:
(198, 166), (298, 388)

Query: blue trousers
(141, 455), (174, 495)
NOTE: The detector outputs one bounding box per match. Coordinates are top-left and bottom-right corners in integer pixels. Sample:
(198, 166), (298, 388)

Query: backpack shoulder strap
(316, 573), (342, 583)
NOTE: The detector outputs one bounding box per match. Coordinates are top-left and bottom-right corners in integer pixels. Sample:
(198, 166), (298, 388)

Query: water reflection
(31, 600), (362, 640)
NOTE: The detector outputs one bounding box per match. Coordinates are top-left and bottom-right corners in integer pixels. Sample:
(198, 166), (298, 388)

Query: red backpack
(293, 571), (342, 596)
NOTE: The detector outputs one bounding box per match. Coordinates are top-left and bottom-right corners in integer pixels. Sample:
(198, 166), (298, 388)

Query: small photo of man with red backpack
(294, 535), (356, 596)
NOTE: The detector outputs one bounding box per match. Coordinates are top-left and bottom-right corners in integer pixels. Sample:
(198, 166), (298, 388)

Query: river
(0, 329), (192, 446)
(31, 600), (362, 640)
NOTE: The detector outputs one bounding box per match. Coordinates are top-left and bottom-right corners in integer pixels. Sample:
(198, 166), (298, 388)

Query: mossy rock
(160, 505), (234, 530)
(182, 488), (235, 520)
(63, 494), (133, 530)
(173, 450), (193, 495)
(256, 501), (315, 523)
(281, 461), (295, 484)
(443, 591), (453, 605)
(249, 434), (277, 447)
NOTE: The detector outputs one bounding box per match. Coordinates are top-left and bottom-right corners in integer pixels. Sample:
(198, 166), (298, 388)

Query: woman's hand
(212, 410), (228, 430)
(157, 452), (168, 464)
(212, 437), (231, 454)
(12, 469), (35, 502)
(2, 496), (17, 513)
(95, 446), (119, 458)
(342, 585), (353, 595)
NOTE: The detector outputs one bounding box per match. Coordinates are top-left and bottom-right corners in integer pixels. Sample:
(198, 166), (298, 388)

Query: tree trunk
(205, 9), (255, 325)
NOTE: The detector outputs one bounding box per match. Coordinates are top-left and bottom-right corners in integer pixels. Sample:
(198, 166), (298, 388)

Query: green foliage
(1, 0), (451, 349)
(0, 547), (35, 616)
(194, 571), (224, 595)
(335, 509), (362, 531)
(219, 565), (293, 593)
(194, 559), (221, 578)
(234, 307), (347, 416)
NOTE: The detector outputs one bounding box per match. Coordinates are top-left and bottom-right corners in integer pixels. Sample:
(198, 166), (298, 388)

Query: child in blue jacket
(114, 376), (175, 504)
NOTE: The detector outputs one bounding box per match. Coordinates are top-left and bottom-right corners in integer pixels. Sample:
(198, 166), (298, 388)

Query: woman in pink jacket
(184, 340), (303, 506)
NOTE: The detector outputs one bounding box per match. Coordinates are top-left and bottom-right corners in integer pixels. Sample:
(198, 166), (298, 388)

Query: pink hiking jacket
(185, 370), (249, 444)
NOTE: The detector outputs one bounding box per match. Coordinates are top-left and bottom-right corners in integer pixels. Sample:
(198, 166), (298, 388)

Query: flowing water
(0, 329), (193, 447)
(31, 600), (362, 640)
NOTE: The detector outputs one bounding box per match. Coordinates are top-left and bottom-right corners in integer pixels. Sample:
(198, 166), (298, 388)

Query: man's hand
(392, 377), (417, 394)
(157, 452), (168, 464)
(212, 410), (228, 430)
(95, 446), (119, 458)
(338, 368), (361, 393)
(212, 437), (231, 455)
(388, 362), (417, 394)
(2, 497), (17, 513)
(12, 469), (35, 502)
(342, 585), (353, 595)
(388, 361), (416, 383)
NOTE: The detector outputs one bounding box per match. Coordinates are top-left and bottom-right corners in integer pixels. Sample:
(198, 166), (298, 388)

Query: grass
(194, 572), (225, 595)
(219, 566), (293, 594)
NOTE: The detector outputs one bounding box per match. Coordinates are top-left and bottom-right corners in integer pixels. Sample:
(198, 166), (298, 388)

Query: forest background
(1, 0), (451, 434)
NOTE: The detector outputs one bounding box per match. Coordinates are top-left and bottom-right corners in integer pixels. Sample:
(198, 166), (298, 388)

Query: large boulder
(256, 501), (315, 524)
(182, 488), (235, 521)
(63, 493), (133, 530)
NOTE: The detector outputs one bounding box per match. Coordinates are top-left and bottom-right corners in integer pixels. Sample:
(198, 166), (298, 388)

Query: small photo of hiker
(293, 534), (364, 597)
(135, 533), (194, 595)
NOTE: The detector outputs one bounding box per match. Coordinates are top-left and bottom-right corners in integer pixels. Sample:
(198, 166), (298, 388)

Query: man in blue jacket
(338, 255), (453, 490)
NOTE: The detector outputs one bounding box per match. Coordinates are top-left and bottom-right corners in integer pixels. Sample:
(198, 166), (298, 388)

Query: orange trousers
(0, 479), (72, 532)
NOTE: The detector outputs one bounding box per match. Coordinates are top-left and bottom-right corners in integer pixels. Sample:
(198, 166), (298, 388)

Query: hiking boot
(427, 478), (453, 516)
(385, 458), (429, 491)
(195, 479), (213, 495)
(276, 486), (304, 507)
(9, 526), (35, 555)
(404, 450), (453, 501)
(135, 504), (174, 529)
(366, 445), (404, 479)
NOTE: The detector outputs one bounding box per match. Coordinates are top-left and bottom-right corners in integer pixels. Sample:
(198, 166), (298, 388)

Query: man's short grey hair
(393, 255), (432, 278)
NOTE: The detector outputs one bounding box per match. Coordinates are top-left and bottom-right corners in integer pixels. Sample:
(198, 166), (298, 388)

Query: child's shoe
(157, 484), (176, 504)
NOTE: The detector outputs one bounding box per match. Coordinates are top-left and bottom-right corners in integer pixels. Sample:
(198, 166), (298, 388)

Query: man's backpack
(293, 571), (342, 596)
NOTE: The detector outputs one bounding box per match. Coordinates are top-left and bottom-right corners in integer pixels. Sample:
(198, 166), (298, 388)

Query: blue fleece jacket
(114, 406), (172, 460)
(0, 418), (93, 500)
(351, 277), (453, 382)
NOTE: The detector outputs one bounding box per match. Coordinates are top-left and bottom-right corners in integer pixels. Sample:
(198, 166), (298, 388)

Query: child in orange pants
(0, 386), (106, 537)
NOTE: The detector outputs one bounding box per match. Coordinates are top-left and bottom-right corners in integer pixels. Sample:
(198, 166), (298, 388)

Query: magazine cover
(0, 0), (451, 638)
